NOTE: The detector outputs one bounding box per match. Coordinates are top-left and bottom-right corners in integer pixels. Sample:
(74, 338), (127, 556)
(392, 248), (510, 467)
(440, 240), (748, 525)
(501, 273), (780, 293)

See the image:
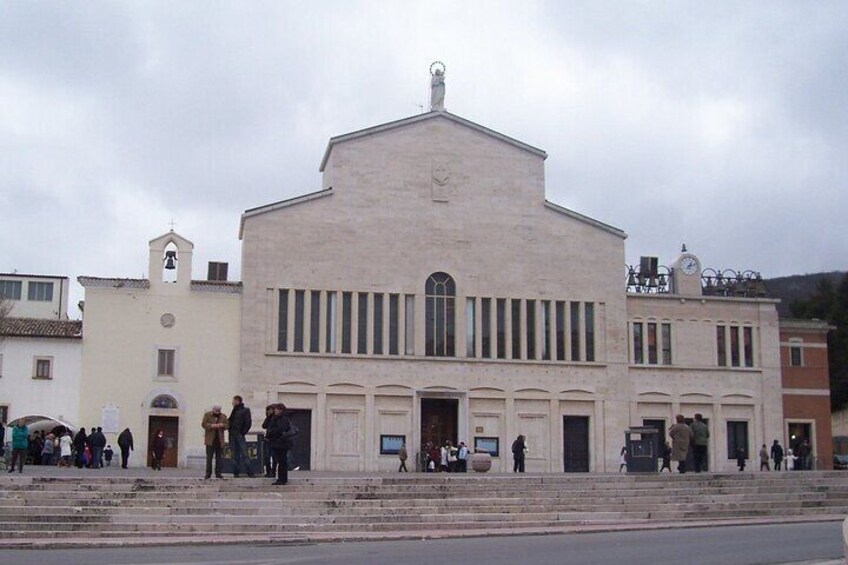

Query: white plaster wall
(78, 284), (241, 468)
(2, 276), (71, 320)
(0, 336), (81, 425)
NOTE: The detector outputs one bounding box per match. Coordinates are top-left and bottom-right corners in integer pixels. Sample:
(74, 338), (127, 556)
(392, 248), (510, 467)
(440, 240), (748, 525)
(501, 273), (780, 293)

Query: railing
(625, 264), (672, 294)
(625, 265), (770, 298)
(701, 269), (768, 298)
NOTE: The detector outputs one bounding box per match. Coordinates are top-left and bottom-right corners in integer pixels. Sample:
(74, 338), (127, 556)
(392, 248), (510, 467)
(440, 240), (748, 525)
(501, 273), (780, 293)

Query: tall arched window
(425, 272), (456, 357)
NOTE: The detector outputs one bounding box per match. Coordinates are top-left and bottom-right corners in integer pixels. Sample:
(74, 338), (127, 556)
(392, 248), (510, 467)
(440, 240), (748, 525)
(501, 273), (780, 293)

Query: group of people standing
(421, 440), (469, 472)
(0, 420), (135, 473)
(201, 395), (296, 485)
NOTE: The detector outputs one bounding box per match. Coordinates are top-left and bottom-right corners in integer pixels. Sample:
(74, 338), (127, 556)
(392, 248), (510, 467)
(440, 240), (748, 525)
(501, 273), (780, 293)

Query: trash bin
(625, 426), (659, 473)
(221, 431), (266, 475)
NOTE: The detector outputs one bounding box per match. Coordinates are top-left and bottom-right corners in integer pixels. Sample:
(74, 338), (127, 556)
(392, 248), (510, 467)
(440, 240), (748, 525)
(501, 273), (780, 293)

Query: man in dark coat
(228, 395), (254, 478)
(512, 434), (526, 473)
(117, 428), (134, 469)
(690, 413), (709, 473)
(72, 428), (87, 468)
(264, 403), (295, 485)
(88, 427), (106, 469)
(771, 440), (784, 471)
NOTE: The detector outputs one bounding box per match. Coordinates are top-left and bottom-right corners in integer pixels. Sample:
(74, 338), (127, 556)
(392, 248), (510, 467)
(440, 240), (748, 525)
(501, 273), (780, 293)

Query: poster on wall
(380, 434), (405, 455)
(101, 406), (119, 433)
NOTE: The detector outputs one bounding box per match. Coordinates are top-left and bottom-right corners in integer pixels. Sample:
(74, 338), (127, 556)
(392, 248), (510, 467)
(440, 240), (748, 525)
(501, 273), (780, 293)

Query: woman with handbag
(265, 403), (297, 485)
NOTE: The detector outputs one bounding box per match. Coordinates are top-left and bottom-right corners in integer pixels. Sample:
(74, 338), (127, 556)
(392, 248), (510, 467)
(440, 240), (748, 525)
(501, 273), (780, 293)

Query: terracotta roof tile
(0, 318), (82, 338)
(77, 276), (150, 289)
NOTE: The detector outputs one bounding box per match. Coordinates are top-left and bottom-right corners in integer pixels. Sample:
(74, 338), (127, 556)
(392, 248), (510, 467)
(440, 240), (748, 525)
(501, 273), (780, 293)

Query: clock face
(680, 257), (699, 276)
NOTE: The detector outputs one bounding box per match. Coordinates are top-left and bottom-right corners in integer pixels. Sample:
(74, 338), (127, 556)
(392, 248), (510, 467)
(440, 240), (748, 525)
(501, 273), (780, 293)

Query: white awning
(6, 414), (78, 435)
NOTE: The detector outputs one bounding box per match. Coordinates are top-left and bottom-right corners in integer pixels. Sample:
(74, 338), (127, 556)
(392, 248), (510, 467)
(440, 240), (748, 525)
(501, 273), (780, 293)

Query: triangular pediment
(319, 110), (547, 172)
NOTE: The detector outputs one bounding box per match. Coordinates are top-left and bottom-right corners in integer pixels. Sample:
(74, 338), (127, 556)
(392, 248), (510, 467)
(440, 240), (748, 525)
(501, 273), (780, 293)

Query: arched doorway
(148, 394), (180, 468)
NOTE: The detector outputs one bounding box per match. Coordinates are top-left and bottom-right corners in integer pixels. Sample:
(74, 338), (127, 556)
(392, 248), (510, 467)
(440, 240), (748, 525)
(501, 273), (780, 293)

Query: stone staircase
(1, 472), (846, 545)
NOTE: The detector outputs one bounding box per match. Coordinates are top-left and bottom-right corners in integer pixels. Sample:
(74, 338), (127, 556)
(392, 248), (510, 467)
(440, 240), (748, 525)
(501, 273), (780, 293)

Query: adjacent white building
(0, 273), (81, 426)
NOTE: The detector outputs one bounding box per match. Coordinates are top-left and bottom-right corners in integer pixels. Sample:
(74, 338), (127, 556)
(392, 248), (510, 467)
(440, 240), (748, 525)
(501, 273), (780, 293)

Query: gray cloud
(1, 2), (846, 315)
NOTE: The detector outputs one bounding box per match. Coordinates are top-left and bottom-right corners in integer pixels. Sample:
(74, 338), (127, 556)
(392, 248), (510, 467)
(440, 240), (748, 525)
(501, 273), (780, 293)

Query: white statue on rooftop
(430, 61), (445, 111)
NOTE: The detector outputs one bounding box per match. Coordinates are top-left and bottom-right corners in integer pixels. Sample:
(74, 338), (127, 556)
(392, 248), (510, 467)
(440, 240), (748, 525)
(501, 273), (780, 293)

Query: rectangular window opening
(496, 299), (506, 359)
(661, 323), (672, 365)
(342, 292), (352, 354)
(389, 294), (399, 355)
(156, 350), (174, 378)
(293, 290), (305, 353)
(481, 298), (492, 358)
(309, 291), (320, 353)
(277, 289), (289, 352)
(373, 293), (384, 355)
(466, 297), (476, 358)
(584, 302), (595, 362)
(357, 293), (368, 354)
(326, 292), (337, 353)
(633, 322), (644, 364)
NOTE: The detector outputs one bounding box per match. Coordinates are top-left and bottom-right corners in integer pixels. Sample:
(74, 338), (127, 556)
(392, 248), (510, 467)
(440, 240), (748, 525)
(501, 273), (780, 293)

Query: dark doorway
(563, 416), (590, 472)
(788, 422), (812, 470)
(420, 398), (458, 449)
(147, 416), (179, 468)
(287, 409), (312, 471)
(643, 419), (666, 471)
(684, 417), (709, 472)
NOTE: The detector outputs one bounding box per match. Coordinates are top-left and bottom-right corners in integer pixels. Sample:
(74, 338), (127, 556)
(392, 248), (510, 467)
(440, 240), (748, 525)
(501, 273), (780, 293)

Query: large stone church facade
(237, 108), (788, 473)
(73, 80), (830, 471)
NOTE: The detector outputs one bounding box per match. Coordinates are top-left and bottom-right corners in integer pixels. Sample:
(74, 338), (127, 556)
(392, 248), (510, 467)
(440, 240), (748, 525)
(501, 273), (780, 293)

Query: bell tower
(148, 230), (194, 290)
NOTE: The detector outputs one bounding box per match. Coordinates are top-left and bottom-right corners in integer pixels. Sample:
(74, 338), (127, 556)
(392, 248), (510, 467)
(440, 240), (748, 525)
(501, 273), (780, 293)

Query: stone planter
(470, 452), (492, 473)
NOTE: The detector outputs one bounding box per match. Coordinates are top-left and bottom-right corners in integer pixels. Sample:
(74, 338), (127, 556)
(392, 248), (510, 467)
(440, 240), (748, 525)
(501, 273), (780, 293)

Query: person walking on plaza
(737, 447), (747, 471)
(512, 434), (526, 473)
(150, 429), (165, 471)
(117, 428), (134, 469)
(771, 440), (784, 471)
(660, 441), (672, 472)
(797, 439), (812, 470)
(261, 405), (275, 478)
(457, 441), (468, 473)
(228, 395), (254, 478)
(72, 427), (87, 468)
(690, 413), (709, 472)
(619, 446), (628, 472)
(89, 427), (106, 469)
(8, 421), (29, 473)
(398, 443), (408, 472)
(265, 403), (296, 485)
(41, 433), (54, 466)
(104, 445), (114, 467)
(669, 414), (693, 474)
(59, 431), (73, 466)
(759, 444), (771, 471)
(785, 448), (797, 471)
(202, 404), (228, 479)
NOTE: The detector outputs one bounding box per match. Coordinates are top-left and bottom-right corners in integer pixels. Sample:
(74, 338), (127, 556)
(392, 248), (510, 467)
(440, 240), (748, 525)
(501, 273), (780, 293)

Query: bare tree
(0, 297), (11, 345)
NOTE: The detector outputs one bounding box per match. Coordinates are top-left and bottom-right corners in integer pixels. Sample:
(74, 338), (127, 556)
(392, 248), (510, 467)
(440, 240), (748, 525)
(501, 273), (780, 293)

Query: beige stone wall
(239, 113), (785, 473)
(626, 294), (783, 471)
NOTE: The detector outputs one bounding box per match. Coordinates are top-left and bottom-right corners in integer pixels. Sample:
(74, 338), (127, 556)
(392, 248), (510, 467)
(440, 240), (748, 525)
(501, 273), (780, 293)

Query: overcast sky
(2, 2), (846, 318)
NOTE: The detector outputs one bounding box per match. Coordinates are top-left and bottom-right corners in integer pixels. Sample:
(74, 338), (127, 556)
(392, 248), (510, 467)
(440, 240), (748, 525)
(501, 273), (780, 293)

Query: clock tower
(671, 245), (702, 296)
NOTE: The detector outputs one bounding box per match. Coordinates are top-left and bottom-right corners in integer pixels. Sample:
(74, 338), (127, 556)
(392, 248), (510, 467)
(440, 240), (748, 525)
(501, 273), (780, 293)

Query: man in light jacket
(202, 405), (228, 479)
